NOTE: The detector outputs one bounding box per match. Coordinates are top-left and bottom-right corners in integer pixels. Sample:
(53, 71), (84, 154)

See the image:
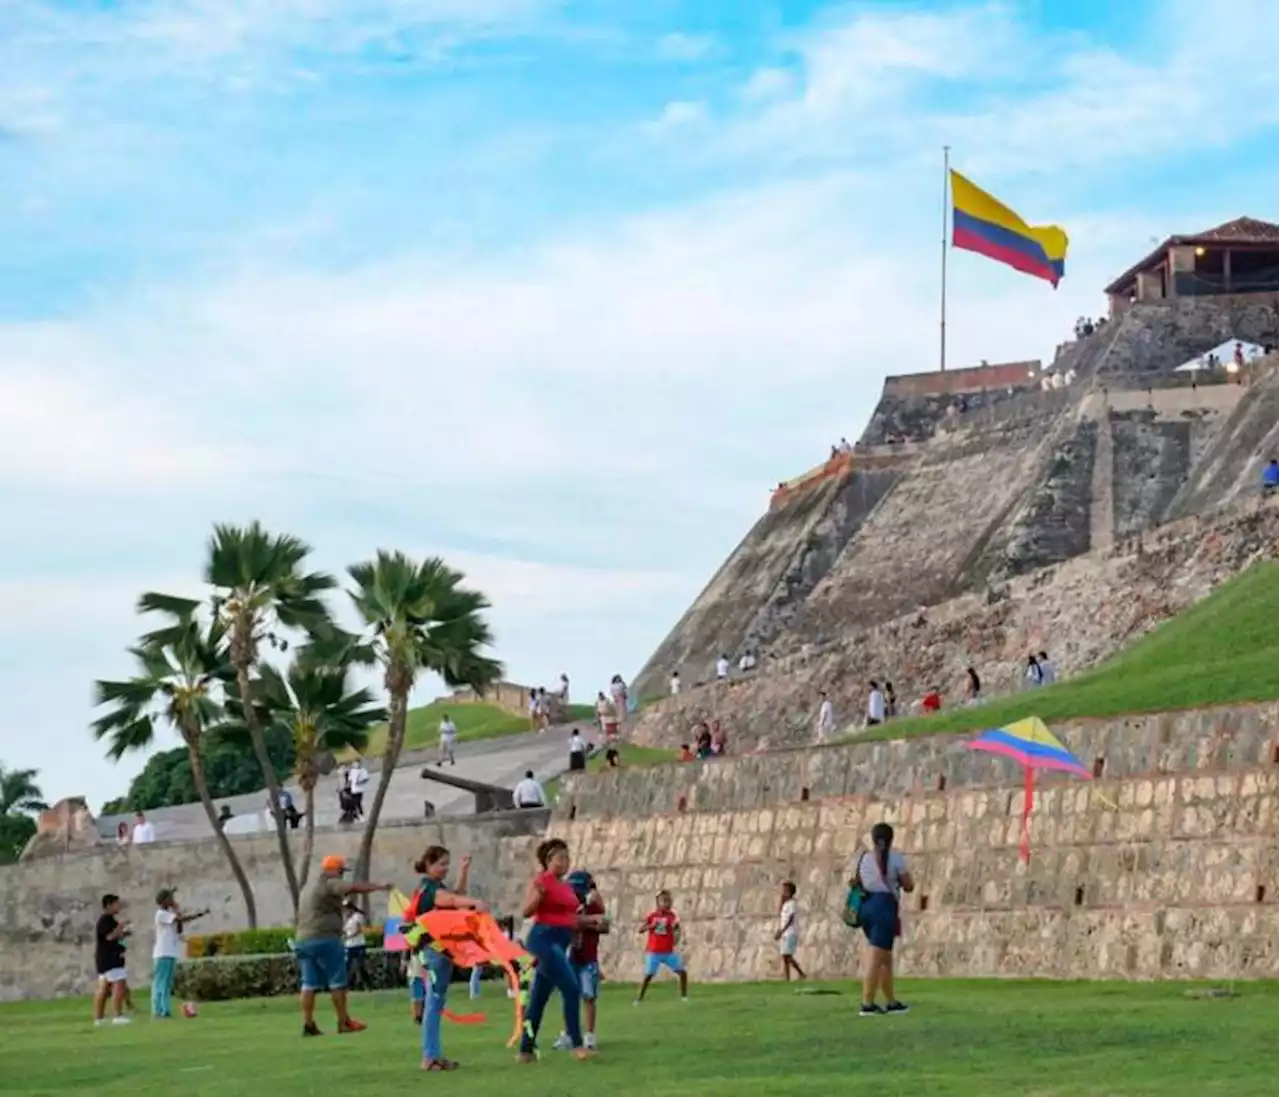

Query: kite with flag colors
(950, 170), (1068, 287)
(966, 717), (1091, 862)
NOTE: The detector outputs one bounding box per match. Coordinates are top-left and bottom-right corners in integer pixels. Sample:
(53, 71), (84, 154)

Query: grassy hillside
(853, 559), (1279, 742)
(361, 699), (601, 756)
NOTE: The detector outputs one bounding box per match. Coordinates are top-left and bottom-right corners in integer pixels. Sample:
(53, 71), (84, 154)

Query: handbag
(842, 852), (869, 929)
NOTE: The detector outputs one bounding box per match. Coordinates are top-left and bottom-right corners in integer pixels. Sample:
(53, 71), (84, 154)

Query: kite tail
(1019, 768), (1035, 863)
(508, 956), (537, 1049)
(442, 1008), (486, 1025)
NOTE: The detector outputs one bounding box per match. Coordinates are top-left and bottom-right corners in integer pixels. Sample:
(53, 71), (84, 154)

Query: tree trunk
(298, 779), (316, 891)
(355, 683), (407, 886)
(187, 734), (258, 928)
(234, 653), (300, 916)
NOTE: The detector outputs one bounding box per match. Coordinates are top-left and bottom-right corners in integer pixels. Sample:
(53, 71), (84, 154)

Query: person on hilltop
(294, 855), (392, 1038)
(401, 845), (487, 1072)
(1024, 654), (1043, 689)
(965, 667), (982, 706)
(516, 838), (611, 1062)
(559, 673), (571, 703)
(715, 654), (730, 681)
(669, 669), (681, 697)
(596, 690), (619, 743)
(866, 681), (886, 728)
(609, 675), (629, 728)
(437, 712), (458, 767)
(852, 822), (915, 1016)
(1037, 651), (1057, 686)
(816, 690), (836, 743)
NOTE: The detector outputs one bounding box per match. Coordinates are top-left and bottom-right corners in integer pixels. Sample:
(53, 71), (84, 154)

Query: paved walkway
(98, 723), (583, 843)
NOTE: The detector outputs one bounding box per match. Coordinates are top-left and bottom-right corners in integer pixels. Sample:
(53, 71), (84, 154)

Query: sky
(2, 0), (1277, 810)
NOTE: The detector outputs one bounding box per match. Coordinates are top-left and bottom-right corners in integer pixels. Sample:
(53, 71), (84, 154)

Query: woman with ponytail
(516, 837), (610, 1062)
(851, 822), (914, 1016)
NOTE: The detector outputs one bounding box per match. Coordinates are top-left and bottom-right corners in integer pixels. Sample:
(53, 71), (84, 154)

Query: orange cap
(321, 854), (346, 875)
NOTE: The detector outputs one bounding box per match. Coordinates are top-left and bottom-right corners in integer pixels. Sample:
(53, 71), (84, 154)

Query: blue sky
(2, 0), (1277, 809)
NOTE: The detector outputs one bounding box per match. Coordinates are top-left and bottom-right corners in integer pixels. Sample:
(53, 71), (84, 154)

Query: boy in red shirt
(555, 870), (608, 1051)
(635, 889), (689, 1002)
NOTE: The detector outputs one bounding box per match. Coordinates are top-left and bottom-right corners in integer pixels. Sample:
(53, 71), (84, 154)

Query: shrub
(186, 924), (383, 958)
(174, 949), (406, 1002)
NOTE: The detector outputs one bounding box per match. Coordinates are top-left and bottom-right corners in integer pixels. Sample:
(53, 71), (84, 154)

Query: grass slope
(361, 700), (602, 756)
(852, 559), (1279, 743)
(3, 980), (1274, 1097)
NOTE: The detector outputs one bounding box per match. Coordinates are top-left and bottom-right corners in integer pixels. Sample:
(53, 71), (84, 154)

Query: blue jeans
(151, 956), (176, 1017)
(469, 965), (483, 998)
(520, 924), (581, 1054)
(421, 950), (453, 1061)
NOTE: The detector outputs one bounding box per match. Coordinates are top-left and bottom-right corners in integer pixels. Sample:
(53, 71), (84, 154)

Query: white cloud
(740, 67), (792, 103)
(656, 32), (714, 62)
(647, 99), (709, 134)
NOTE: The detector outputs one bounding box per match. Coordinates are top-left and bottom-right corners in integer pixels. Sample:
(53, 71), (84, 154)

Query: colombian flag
(950, 170), (1068, 287)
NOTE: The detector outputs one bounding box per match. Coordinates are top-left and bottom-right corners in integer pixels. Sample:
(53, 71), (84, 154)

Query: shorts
(98, 968), (129, 984)
(860, 892), (899, 952)
(295, 937), (348, 992)
(643, 951), (684, 978)
(409, 975), (426, 1003)
(574, 961), (600, 1000)
(779, 934), (798, 957)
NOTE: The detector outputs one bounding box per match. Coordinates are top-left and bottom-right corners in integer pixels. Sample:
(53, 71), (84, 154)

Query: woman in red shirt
(517, 838), (609, 1062)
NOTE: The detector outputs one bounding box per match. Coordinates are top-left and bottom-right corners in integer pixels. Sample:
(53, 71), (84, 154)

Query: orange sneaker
(338, 1018), (367, 1034)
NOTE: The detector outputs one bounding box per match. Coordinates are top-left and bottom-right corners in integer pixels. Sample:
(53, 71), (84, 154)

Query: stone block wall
(0, 810), (547, 1001)
(541, 705), (1277, 982)
(624, 498), (1277, 754)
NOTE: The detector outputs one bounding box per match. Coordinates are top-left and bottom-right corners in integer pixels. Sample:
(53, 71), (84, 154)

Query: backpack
(842, 852), (868, 929)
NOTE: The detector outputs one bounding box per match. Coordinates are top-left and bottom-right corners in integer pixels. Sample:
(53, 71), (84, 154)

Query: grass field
(851, 560), (1279, 743)
(3, 980), (1274, 1097)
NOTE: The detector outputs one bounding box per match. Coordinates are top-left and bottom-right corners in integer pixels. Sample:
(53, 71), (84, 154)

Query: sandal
(515, 1052), (538, 1064)
(421, 1059), (459, 1071)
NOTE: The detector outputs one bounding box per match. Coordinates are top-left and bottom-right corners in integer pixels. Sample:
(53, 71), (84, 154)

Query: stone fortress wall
(631, 293), (1278, 699)
(544, 704), (1278, 984)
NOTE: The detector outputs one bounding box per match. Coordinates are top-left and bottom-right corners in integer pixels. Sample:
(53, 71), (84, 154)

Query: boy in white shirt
(438, 714), (458, 767)
(775, 881), (805, 981)
(152, 888), (206, 1018)
(816, 691), (836, 742)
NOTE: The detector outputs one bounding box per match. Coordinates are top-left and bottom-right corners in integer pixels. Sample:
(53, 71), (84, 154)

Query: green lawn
(3, 980), (1274, 1096)
(850, 560), (1279, 743)
(358, 701), (604, 757)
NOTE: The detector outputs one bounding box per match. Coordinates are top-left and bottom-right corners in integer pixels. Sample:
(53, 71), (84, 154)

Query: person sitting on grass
(634, 889), (689, 1003)
(853, 823), (914, 1017)
(402, 845), (487, 1072)
(93, 893), (132, 1027)
(294, 855), (392, 1039)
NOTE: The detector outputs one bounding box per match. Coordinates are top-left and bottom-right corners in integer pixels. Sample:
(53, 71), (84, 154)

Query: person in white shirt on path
(568, 730), (588, 772)
(715, 655), (730, 681)
(438, 714), (458, 767)
(775, 881), (806, 981)
(738, 651), (756, 673)
(866, 681), (886, 727)
(131, 811), (156, 845)
(514, 771), (546, 809)
(816, 691), (836, 742)
(348, 757), (370, 817)
(1025, 654), (1043, 689)
(669, 671), (681, 696)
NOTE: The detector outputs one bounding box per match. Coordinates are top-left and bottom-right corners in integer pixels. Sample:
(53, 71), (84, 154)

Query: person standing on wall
(852, 823), (914, 1016)
(295, 855), (392, 1037)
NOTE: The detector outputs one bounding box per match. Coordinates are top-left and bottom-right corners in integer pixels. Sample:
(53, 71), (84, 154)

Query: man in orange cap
(295, 854), (392, 1037)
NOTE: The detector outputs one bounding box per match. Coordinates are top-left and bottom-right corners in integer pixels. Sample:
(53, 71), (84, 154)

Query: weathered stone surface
(626, 499), (1277, 754)
(537, 705), (1278, 983)
(21, 797), (100, 861)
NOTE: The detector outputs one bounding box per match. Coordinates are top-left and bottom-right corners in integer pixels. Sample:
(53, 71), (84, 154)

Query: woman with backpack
(850, 822), (914, 1016)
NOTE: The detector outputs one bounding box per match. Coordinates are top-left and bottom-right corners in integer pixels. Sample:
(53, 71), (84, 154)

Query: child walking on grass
(776, 881), (806, 981)
(555, 870), (609, 1051)
(634, 889), (689, 1003)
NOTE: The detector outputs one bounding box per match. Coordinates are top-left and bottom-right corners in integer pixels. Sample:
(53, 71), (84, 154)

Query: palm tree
(325, 551), (501, 885)
(91, 613), (259, 927)
(0, 766), (47, 816)
(227, 658), (385, 890)
(173, 520), (335, 915)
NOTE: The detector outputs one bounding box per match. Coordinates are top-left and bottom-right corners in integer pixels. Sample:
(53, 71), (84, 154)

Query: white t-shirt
(669, 675), (680, 696)
(818, 699), (835, 732)
(867, 689), (885, 722)
(1039, 660), (1057, 685)
(779, 899), (798, 938)
(568, 733), (586, 756)
(514, 777), (545, 807)
(716, 658), (729, 679)
(349, 765), (370, 793)
(153, 908), (181, 959)
(132, 821), (156, 844)
(739, 653), (755, 671)
(343, 910), (367, 948)
(439, 719), (457, 742)
(855, 850), (909, 894)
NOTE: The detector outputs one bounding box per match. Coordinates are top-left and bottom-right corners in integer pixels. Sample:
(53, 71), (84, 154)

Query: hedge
(186, 925), (383, 958)
(173, 949), (498, 1002)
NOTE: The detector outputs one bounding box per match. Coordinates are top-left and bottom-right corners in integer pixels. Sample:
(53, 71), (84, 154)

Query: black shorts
(568, 752), (586, 771)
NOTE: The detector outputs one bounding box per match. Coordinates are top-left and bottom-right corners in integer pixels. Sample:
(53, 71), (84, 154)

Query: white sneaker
(94, 1019), (107, 1027)
(584, 1033), (597, 1050)
(112, 1016), (132, 1025)
(552, 1033), (572, 1051)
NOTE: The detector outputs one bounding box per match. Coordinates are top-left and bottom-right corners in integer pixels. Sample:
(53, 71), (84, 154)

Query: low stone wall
(0, 810), (547, 1001)
(545, 704), (1278, 982)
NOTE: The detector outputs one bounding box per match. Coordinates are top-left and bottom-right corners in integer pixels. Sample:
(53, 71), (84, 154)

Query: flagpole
(940, 145), (950, 372)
